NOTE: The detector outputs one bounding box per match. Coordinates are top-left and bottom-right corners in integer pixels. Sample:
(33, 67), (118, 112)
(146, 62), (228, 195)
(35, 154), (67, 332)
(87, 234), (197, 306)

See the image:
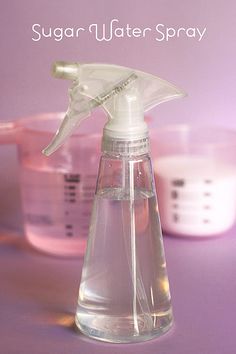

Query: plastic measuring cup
(150, 125), (236, 237)
(0, 112), (103, 256)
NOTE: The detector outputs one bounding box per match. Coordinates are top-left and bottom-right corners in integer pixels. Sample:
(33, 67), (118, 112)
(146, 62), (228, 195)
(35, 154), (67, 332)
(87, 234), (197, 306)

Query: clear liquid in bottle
(75, 154), (173, 343)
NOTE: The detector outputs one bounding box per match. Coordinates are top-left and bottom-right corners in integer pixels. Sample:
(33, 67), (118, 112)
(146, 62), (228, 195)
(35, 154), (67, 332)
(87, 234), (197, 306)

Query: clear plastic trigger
(42, 81), (91, 156)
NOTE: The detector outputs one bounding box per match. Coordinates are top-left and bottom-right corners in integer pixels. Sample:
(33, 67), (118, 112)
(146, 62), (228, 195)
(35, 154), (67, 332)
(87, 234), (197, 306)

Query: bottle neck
(102, 133), (150, 157)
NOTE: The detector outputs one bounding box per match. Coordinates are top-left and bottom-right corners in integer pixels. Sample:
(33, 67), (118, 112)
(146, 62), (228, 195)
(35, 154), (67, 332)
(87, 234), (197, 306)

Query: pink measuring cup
(0, 112), (103, 256)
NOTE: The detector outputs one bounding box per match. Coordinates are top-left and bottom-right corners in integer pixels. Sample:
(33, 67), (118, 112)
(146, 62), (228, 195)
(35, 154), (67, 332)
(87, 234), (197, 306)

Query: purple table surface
(0, 228), (235, 354)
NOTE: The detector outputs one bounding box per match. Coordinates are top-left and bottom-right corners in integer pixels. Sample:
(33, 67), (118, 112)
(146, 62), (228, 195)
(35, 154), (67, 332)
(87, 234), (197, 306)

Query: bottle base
(75, 311), (173, 343)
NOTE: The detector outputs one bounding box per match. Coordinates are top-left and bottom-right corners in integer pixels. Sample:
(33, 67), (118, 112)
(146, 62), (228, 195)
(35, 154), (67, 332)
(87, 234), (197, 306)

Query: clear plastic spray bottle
(43, 62), (185, 343)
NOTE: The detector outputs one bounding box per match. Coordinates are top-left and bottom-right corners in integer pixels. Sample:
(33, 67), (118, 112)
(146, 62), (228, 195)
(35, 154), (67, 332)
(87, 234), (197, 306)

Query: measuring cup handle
(0, 121), (18, 144)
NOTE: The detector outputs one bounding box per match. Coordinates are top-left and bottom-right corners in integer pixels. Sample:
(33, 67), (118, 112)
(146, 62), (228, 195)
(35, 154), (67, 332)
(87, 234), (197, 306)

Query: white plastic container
(151, 125), (236, 237)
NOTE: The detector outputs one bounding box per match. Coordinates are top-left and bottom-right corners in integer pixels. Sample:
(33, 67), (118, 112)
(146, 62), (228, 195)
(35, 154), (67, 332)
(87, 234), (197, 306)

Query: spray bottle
(43, 62), (185, 343)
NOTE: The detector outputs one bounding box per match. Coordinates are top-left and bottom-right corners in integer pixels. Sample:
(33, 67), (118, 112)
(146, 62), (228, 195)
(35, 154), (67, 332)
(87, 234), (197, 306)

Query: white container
(150, 125), (236, 237)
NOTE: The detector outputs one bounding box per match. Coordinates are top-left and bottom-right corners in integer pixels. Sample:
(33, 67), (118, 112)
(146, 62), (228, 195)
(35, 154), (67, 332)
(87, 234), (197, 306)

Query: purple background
(0, 1), (236, 353)
(1, 0), (236, 231)
(1, 231), (236, 354)
(1, 0), (235, 127)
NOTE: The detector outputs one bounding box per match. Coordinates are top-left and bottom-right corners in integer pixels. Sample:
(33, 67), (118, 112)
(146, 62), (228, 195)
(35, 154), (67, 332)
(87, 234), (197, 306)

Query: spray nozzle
(52, 61), (80, 80)
(43, 62), (186, 156)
